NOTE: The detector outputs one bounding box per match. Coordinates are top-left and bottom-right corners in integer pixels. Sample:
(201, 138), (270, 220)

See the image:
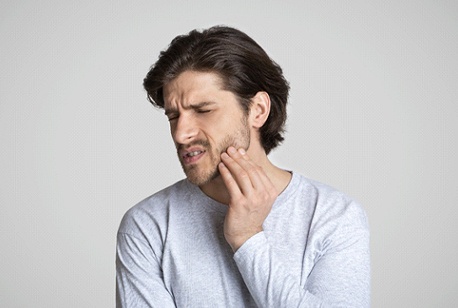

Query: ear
(249, 91), (271, 129)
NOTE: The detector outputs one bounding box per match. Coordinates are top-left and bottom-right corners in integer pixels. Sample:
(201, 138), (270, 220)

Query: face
(163, 70), (251, 186)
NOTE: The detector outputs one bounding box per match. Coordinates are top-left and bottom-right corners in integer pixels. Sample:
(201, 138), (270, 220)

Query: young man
(116, 26), (370, 307)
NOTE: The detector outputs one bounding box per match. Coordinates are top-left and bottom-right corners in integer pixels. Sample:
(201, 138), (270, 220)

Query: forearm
(234, 230), (370, 308)
(234, 232), (323, 307)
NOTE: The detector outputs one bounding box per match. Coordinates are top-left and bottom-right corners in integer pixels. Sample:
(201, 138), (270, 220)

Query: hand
(218, 146), (278, 252)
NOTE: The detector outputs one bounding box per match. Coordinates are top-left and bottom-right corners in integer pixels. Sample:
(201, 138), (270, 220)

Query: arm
(234, 212), (370, 307)
(219, 147), (370, 307)
(116, 232), (176, 308)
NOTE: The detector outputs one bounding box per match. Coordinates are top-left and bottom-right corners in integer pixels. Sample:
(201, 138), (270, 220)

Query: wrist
(227, 228), (263, 252)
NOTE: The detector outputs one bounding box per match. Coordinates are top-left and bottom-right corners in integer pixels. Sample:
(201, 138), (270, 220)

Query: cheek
(202, 114), (247, 148)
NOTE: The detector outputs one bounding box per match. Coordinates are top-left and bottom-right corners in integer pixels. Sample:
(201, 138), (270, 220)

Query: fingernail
(228, 147), (236, 154)
(221, 153), (229, 159)
(238, 148), (246, 155)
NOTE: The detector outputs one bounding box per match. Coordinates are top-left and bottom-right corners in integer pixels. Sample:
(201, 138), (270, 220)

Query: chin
(185, 167), (220, 186)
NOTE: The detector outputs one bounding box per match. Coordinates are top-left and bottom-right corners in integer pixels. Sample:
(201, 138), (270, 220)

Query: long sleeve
(233, 201), (371, 307)
(116, 232), (176, 308)
(115, 175), (370, 307)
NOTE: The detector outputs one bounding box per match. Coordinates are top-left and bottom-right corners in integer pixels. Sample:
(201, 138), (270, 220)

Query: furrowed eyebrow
(164, 101), (216, 116)
(164, 109), (178, 117)
(189, 101), (216, 110)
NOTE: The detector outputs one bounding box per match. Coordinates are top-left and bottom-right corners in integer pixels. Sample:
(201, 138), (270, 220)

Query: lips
(186, 151), (203, 157)
(181, 148), (206, 164)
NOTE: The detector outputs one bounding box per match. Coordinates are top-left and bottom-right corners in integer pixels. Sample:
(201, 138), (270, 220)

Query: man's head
(143, 25), (290, 155)
(162, 70), (252, 186)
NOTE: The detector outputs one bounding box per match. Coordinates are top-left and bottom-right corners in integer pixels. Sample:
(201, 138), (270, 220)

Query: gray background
(1, 0), (457, 307)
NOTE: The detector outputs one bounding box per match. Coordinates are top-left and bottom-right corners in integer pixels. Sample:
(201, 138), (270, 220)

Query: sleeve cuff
(233, 231), (268, 263)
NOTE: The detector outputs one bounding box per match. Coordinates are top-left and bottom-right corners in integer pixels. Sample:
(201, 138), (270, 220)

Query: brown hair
(143, 25), (289, 154)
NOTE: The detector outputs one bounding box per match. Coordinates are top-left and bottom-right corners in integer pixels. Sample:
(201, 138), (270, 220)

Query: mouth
(182, 149), (206, 164)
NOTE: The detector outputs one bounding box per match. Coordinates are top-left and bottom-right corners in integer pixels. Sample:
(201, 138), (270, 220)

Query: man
(116, 26), (370, 307)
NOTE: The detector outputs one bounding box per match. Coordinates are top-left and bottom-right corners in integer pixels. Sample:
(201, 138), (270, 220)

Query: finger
(227, 148), (265, 190)
(237, 148), (250, 161)
(256, 164), (278, 195)
(221, 152), (254, 195)
(218, 161), (242, 197)
(234, 148), (277, 195)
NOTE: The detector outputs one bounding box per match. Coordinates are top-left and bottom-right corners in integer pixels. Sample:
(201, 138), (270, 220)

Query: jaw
(181, 150), (220, 186)
(198, 170), (231, 205)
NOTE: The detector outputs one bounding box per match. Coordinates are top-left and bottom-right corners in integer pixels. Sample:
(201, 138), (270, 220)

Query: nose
(172, 113), (198, 145)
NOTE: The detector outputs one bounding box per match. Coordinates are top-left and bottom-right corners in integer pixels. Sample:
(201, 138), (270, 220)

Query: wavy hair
(143, 26), (289, 154)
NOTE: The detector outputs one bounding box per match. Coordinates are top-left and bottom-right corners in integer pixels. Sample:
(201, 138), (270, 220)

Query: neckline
(184, 171), (298, 212)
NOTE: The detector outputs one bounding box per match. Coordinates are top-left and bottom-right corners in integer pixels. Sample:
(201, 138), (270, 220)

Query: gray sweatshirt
(116, 172), (370, 307)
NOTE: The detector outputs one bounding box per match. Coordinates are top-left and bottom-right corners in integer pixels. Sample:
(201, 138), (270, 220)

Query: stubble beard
(178, 117), (250, 186)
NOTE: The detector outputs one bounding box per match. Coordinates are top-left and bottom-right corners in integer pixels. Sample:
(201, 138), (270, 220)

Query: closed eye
(166, 113), (179, 121)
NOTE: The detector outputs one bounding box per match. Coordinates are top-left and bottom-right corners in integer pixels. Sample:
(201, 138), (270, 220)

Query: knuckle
(245, 167), (256, 176)
(262, 195), (271, 203)
(239, 171), (249, 179)
(252, 164), (262, 172)
(232, 196), (245, 205)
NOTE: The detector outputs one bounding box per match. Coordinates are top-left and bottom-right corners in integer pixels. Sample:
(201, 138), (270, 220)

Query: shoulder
(288, 173), (370, 259)
(290, 173), (369, 230)
(117, 179), (189, 236)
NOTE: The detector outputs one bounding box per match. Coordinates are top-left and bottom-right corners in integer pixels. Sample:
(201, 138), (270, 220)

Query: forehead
(163, 71), (227, 107)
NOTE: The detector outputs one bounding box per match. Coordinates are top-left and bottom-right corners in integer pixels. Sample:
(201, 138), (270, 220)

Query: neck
(199, 147), (292, 205)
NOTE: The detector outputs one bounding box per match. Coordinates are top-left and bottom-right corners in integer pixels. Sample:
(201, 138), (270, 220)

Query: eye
(167, 115), (179, 122)
(196, 109), (211, 114)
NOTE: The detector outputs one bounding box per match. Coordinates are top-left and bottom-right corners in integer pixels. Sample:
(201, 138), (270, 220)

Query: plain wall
(1, 0), (457, 307)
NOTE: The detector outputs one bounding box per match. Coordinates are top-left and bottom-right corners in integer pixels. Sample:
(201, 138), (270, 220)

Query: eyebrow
(164, 101), (216, 116)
